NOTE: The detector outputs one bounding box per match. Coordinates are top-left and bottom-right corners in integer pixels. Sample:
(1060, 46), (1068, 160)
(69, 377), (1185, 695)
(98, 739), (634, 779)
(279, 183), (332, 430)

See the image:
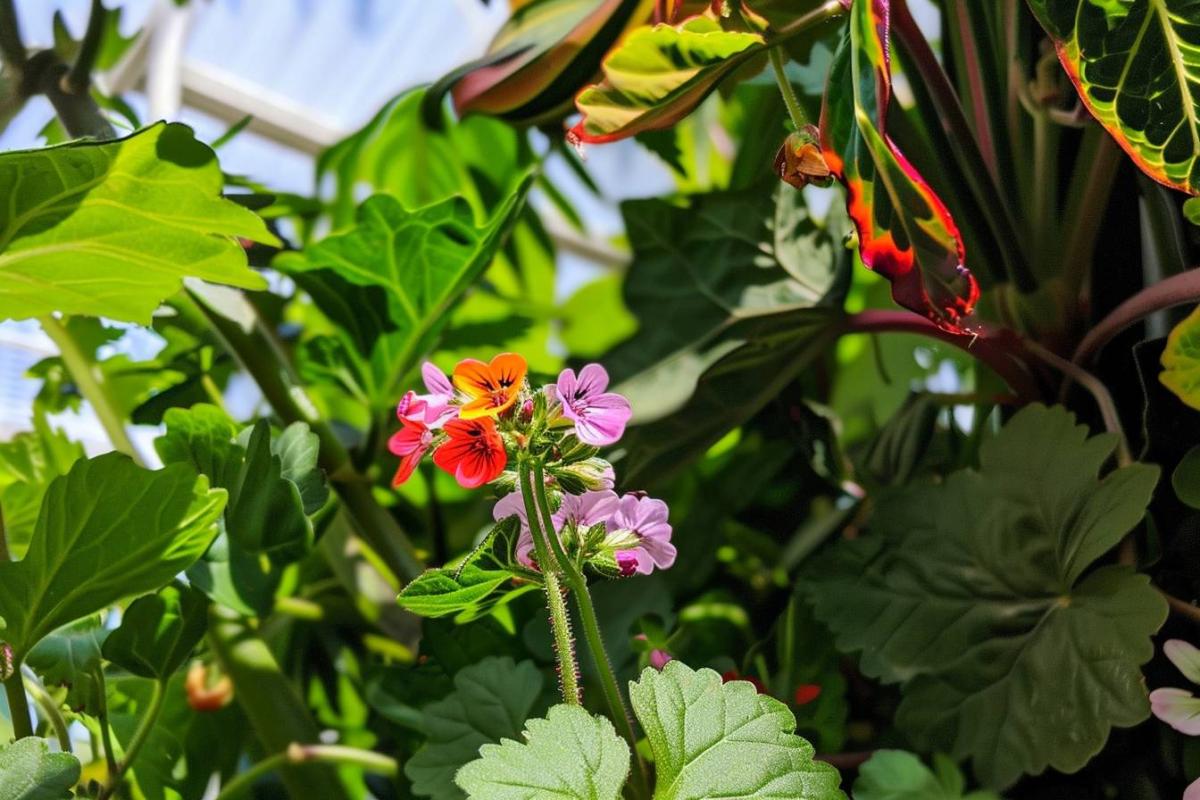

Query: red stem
(842, 310), (1041, 400)
(1072, 268), (1200, 364)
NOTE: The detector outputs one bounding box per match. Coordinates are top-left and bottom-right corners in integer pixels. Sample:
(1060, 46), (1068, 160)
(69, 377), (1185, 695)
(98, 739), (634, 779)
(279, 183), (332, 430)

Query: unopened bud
(185, 662), (233, 712)
(650, 649), (673, 670)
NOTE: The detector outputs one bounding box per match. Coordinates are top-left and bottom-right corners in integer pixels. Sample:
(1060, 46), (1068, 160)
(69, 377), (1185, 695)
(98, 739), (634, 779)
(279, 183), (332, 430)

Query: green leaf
(228, 421), (312, 562)
(852, 750), (1000, 800)
(397, 566), (515, 619)
(1161, 305), (1200, 410)
(1185, 196), (1200, 225)
(0, 414), (82, 559)
(559, 275), (637, 358)
(0, 453), (225, 659)
(571, 16), (764, 143)
(803, 404), (1165, 788)
(629, 660), (845, 799)
(275, 175), (531, 386)
(1174, 444), (1200, 508)
(103, 582), (209, 680)
(0, 737), (81, 800)
(406, 657), (548, 800)
(1027, 0), (1200, 194)
(821, 3), (978, 332)
(455, 704), (630, 800)
(0, 122), (277, 323)
(25, 615), (108, 713)
(154, 403), (242, 490)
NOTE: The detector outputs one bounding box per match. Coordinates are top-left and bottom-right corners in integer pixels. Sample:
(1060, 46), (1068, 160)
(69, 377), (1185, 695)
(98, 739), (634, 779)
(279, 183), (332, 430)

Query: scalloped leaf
(0, 122), (277, 323)
(0, 738), (80, 800)
(820, 0), (979, 332)
(1027, 0), (1200, 195)
(571, 16), (764, 143)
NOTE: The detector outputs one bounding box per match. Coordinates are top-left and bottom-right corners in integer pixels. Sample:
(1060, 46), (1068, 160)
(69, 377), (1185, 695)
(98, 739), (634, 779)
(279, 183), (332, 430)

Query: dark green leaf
(103, 582), (208, 680)
(0, 737), (80, 800)
(1174, 444), (1200, 509)
(25, 615), (108, 713)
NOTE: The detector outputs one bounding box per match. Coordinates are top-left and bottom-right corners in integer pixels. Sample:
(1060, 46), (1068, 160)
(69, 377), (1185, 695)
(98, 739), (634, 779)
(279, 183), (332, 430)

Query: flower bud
(185, 662), (234, 712)
(549, 457), (615, 493)
(774, 126), (833, 189)
(649, 648), (673, 670)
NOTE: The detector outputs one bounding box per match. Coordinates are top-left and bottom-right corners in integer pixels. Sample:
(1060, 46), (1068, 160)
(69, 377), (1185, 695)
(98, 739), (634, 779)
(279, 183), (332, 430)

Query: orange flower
(433, 417), (507, 489)
(452, 353), (527, 420)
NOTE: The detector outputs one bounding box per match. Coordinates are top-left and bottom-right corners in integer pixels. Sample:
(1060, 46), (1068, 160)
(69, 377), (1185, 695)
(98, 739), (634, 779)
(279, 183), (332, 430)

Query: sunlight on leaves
(0, 737), (81, 800)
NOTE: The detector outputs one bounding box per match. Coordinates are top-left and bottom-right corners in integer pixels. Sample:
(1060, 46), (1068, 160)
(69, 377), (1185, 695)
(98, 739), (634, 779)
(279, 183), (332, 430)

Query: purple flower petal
(422, 362), (453, 396)
(1150, 687), (1200, 735)
(1166, 639), (1200, 685)
(1186, 778), (1200, 800)
(575, 363), (610, 397)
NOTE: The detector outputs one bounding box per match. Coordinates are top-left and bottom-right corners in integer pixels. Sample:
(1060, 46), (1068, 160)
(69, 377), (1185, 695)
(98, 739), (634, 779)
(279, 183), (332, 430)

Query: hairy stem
(213, 744), (398, 800)
(518, 459), (581, 705)
(39, 315), (144, 466)
(531, 461), (651, 800)
(768, 45), (807, 131)
(98, 678), (166, 800)
(3, 670), (33, 739)
(1072, 268), (1200, 366)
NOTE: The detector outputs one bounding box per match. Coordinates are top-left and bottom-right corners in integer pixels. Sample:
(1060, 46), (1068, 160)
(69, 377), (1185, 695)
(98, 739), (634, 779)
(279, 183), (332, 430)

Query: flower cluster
(391, 353), (675, 577)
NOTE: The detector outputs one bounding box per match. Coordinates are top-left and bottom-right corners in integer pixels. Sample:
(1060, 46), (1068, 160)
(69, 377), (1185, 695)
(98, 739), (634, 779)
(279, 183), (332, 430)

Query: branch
(1072, 268), (1200, 365)
(66, 0), (108, 95)
(0, 0), (26, 72)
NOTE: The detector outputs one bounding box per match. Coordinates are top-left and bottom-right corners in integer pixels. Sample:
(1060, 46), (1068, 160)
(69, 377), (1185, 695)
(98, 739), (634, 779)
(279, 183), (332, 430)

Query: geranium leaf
(25, 615), (108, 713)
(0, 122), (277, 324)
(0, 737), (81, 800)
(804, 404), (1165, 787)
(1027, 0), (1200, 195)
(0, 453), (225, 660)
(1161, 304), (1200, 410)
(852, 750), (999, 800)
(570, 16), (764, 143)
(406, 657), (548, 800)
(629, 660), (845, 799)
(454, 704), (630, 799)
(103, 582), (209, 680)
(820, 1), (979, 332)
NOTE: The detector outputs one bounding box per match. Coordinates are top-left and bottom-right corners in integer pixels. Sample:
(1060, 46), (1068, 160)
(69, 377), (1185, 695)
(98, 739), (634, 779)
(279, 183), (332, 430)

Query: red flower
(721, 669), (767, 695)
(389, 415), (432, 487)
(794, 683), (822, 706)
(433, 417), (507, 489)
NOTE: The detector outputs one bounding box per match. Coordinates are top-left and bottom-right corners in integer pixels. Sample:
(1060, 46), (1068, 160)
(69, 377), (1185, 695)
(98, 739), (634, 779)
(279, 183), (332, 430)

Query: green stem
(768, 45), (807, 132)
(98, 679), (166, 799)
(39, 315), (144, 466)
(0, 0), (24, 72)
(21, 668), (70, 751)
(530, 461), (651, 800)
(214, 744), (398, 800)
(0, 501), (9, 562)
(97, 688), (119, 779)
(4, 670), (33, 739)
(1060, 128), (1121, 296)
(518, 459), (581, 705)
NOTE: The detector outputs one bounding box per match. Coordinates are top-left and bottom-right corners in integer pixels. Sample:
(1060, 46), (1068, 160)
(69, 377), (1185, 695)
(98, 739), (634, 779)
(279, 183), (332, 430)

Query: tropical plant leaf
(103, 582), (209, 680)
(0, 413), (82, 560)
(406, 657), (549, 800)
(803, 404), (1165, 787)
(0, 453), (225, 660)
(820, 1), (979, 332)
(1027, 0), (1200, 195)
(629, 660), (845, 799)
(455, 704), (630, 799)
(25, 615), (108, 713)
(0, 738), (81, 800)
(852, 750), (1000, 800)
(570, 16), (764, 143)
(0, 122), (277, 323)
(1161, 304), (1200, 410)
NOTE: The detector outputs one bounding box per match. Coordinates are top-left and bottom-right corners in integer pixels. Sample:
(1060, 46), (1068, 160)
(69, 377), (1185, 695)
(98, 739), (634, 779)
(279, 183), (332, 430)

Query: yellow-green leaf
(1162, 304), (1200, 409)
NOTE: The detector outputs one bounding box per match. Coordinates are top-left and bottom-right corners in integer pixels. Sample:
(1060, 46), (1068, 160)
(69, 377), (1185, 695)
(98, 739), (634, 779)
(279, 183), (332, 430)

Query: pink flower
(493, 492), (537, 569)
(495, 490), (618, 571)
(388, 416), (432, 487)
(551, 364), (632, 446)
(398, 362), (457, 428)
(1150, 639), (1200, 736)
(649, 649), (673, 670)
(607, 494), (675, 575)
(1187, 778), (1200, 800)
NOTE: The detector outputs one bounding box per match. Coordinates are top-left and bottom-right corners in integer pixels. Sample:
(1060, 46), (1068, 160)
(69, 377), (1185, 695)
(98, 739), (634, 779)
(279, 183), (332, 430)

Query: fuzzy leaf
(630, 660), (846, 799)
(0, 453), (225, 659)
(852, 750), (999, 800)
(820, 1), (978, 332)
(455, 704), (630, 799)
(1161, 304), (1200, 410)
(1027, 0), (1200, 195)
(103, 582), (209, 680)
(0, 122), (276, 323)
(0, 738), (81, 800)
(804, 404), (1165, 787)
(406, 657), (548, 800)
(571, 16), (764, 143)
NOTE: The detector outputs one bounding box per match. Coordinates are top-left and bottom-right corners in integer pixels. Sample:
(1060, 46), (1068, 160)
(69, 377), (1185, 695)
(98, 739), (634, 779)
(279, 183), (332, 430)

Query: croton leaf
(431, 0), (655, 126)
(0, 453), (225, 660)
(0, 737), (81, 800)
(1161, 304), (1200, 410)
(103, 582), (209, 680)
(0, 122), (277, 323)
(852, 750), (999, 800)
(455, 704), (630, 799)
(406, 657), (548, 800)
(820, 0), (979, 332)
(803, 404), (1165, 787)
(1027, 0), (1200, 195)
(630, 660), (846, 798)
(570, 16), (764, 143)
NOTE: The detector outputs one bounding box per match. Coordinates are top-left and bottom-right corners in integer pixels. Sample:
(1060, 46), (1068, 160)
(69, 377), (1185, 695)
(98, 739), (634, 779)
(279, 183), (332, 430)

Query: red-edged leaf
(820, 0), (979, 333)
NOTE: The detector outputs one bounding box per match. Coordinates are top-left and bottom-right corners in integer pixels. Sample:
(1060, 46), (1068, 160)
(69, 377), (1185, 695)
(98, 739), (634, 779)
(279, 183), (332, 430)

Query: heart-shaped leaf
(0, 453), (225, 660)
(103, 582), (209, 680)
(629, 660), (845, 799)
(0, 122), (277, 323)
(1161, 304), (1200, 410)
(570, 16), (764, 143)
(820, 0), (979, 332)
(804, 404), (1165, 787)
(455, 704), (630, 799)
(406, 657), (548, 800)
(1027, 0), (1200, 195)
(0, 737), (81, 800)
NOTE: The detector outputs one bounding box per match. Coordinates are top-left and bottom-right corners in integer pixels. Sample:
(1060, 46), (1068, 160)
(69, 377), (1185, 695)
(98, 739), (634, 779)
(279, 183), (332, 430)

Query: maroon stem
(842, 310), (1041, 401)
(1072, 268), (1200, 364)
